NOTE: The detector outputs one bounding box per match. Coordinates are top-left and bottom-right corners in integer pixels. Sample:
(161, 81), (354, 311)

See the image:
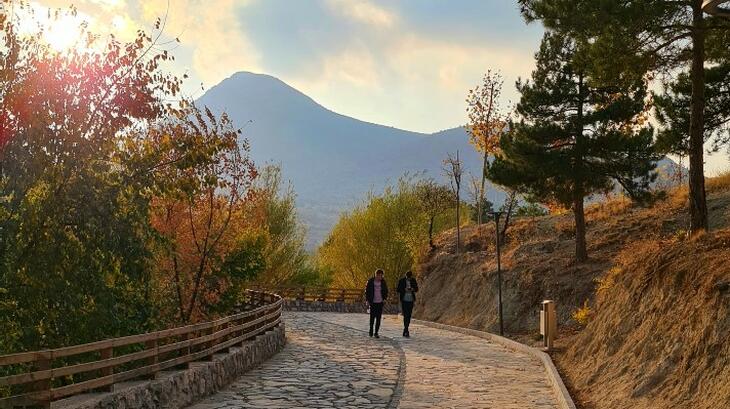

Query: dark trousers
(401, 301), (414, 332)
(369, 303), (384, 334)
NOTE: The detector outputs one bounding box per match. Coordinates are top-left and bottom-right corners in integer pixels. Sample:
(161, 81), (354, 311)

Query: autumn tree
(518, 0), (730, 233)
(0, 4), (182, 350)
(466, 70), (507, 226)
(147, 105), (257, 323)
(489, 32), (659, 262)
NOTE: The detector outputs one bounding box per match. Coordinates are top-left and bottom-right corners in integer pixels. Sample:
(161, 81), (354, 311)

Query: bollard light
(540, 300), (557, 351)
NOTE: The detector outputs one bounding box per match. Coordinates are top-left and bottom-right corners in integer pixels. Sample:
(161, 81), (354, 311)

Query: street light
(490, 211), (504, 336)
(704, 0), (730, 17)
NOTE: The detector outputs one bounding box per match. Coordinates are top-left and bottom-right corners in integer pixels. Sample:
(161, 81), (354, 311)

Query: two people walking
(365, 269), (418, 338)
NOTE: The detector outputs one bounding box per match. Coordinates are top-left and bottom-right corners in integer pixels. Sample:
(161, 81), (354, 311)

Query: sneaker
(374, 333), (380, 338)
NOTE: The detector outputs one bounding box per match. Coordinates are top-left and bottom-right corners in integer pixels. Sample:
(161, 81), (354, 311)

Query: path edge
(412, 319), (576, 409)
(61, 324), (287, 409)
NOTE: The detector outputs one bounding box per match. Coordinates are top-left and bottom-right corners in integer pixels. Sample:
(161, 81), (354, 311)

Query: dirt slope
(413, 175), (730, 408)
(555, 231), (730, 409)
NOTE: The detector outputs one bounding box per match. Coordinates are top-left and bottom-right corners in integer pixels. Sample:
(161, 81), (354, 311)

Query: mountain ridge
(197, 71), (489, 248)
(197, 71), (681, 249)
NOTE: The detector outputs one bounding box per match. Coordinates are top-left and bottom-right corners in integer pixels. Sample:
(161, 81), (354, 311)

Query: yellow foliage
(595, 267), (621, 298)
(572, 300), (593, 327)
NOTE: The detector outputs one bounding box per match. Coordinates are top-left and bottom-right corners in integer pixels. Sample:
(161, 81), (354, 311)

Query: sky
(25, 0), (542, 132)
(16, 0), (730, 174)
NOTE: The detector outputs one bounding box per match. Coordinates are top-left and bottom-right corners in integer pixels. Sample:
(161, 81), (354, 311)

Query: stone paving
(188, 312), (559, 409)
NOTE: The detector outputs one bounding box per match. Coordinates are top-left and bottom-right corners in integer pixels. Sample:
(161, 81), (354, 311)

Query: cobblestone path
(188, 312), (559, 409)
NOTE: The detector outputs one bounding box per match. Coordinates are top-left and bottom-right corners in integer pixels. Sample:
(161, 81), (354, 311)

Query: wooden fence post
(203, 324), (215, 361)
(145, 340), (158, 379)
(99, 347), (113, 392)
(33, 356), (51, 409)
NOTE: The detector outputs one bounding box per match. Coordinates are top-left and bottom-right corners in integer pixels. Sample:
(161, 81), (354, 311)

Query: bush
(572, 300), (594, 326)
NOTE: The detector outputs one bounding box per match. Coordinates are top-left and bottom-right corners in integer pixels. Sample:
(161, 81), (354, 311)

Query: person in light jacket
(365, 269), (388, 338)
(396, 271), (418, 337)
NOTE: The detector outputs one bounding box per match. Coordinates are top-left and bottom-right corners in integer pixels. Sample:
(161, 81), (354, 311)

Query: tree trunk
(689, 1), (708, 233)
(455, 187), (460, 254)
(478, 151), (488, 226)
(573, 195), (587, 262)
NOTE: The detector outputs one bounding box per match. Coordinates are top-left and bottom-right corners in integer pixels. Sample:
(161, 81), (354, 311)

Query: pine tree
(654, 63), (730, 157)
(518, 0), (730, 233)
(488, 32), (659, 262)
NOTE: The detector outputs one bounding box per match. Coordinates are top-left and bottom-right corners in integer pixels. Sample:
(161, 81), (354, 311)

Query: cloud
(319, 45), (380, 88)
(137, 0), (261, 87)
(325, 0), (398, 28)
(29, 0), (538, 132)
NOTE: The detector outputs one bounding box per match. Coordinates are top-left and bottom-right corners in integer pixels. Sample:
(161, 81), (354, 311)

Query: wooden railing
(265, 287), (399, 305)
(269, 287), (366, 303)
(0, 290), (282, 409)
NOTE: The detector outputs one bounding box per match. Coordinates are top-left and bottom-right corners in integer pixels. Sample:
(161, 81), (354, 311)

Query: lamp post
(490, 211), (504, 336)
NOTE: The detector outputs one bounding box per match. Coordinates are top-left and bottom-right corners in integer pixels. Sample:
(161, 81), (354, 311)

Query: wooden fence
(265, 287), (400, 306)
(267, 287), (365, 303)
(0, 290), (282, 409)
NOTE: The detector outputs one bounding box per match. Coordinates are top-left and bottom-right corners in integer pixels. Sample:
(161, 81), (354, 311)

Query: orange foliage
(146, 105), (258, 323)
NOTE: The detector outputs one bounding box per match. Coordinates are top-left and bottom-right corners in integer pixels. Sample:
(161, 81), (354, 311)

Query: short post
(145, 340), (158, 379)
(203, 324), (216, 361)
(540, 300), (557, 351)
(33, 356), (52, 409)
(99, 347), (114, 392)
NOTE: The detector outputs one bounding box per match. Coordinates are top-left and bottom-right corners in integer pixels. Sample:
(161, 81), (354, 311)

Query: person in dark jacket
(365, 269), (388, 338)
(396, 271), (418, 337)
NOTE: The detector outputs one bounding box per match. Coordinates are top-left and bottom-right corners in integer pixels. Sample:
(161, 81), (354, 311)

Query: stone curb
(411, 319), (576, 409)
(60, 324), (287, 409)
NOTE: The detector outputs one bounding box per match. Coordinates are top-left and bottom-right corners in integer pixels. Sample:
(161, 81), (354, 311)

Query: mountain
(197, 72), (491, 248)
(197, 72), (681, 249)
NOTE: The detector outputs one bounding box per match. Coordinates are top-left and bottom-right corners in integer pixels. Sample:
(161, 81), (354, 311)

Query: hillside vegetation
(413, 173), (730, 408)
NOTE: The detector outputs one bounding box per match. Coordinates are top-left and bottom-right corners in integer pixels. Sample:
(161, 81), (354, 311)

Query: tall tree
(489, 32), (658, 262)
(0, 4), (181, 349)
(466, 71), (507, 226)
(518, 0), (730, 233)
(148, 105), (257, 323)
(654, 63), (730, 160)
(443, 151), (463, 254)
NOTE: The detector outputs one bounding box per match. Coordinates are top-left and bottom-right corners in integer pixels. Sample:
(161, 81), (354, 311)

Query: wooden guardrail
(265, 287), (400, 305)
(0, 290), (282, 409)
(268, 287), (366, 303)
